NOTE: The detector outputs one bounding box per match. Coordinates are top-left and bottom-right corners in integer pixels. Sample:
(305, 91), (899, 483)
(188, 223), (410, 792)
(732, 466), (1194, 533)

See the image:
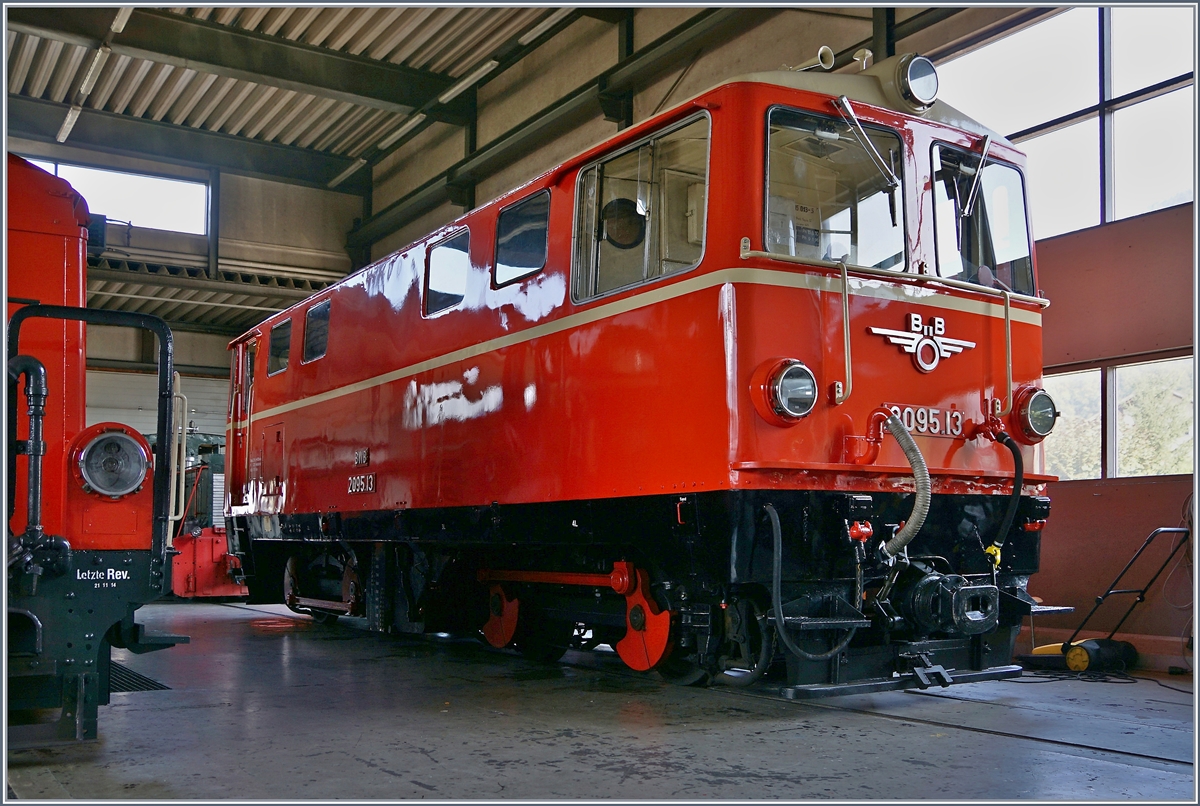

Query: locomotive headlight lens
(899, 54), (939, 108)
(1021, 389), (1059, 440)
(79, 432), (148, 497)
(773, 361), (818, 419)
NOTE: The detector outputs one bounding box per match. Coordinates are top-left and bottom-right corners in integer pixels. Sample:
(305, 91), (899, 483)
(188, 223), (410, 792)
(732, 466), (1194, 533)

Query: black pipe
(766, 503), (859, 662)
(8, 305), (174, 563)
(992, 433), (1024, 552)
(7, 355), (48, 540)
(712, 600), (773, 687)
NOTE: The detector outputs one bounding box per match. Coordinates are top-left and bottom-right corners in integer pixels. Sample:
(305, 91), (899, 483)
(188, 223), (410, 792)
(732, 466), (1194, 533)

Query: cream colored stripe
(240, 267), (1042, 425)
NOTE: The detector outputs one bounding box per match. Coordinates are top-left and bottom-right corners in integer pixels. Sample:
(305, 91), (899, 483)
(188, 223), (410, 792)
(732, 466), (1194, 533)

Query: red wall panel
(1034, 202), (1194, 659)
(1037, 203), (1193, 368)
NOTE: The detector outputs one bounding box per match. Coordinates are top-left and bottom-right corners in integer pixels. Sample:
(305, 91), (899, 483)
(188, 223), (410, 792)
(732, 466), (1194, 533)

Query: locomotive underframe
(7, 549), (184, 746)
(232, 488), (1047, 693)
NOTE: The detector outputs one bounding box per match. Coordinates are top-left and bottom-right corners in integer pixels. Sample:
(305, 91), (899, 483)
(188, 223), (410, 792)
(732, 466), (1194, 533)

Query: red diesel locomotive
(226, 53), (1061, 696)
(7, 154), (185, 744)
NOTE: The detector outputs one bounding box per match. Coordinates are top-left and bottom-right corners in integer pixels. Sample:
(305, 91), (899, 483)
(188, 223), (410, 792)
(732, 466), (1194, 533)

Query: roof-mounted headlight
(1016, 388), (1059, 443)
(897, 54), (938, 110)
(79, 431), (148, 498)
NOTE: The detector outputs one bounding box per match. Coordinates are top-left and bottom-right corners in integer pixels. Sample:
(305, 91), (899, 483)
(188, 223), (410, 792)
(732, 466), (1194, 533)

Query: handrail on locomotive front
(738, 238), (1046, 420)
(7, 305), (175, 562)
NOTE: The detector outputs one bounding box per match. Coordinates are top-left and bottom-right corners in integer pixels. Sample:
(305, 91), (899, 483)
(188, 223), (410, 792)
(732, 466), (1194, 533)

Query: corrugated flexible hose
(880, 413), (931, 560)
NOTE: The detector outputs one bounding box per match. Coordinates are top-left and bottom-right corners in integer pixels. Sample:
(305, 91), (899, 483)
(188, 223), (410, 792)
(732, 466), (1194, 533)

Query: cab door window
(426, 230), (470, 315)
(495, 191), (550, 286)
(573, 115), (710, 301)
(267, 320), (291, 375)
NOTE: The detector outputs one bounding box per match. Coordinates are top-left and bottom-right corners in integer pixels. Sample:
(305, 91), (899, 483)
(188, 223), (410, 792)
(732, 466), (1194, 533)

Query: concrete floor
(7, 602), (1195, 800)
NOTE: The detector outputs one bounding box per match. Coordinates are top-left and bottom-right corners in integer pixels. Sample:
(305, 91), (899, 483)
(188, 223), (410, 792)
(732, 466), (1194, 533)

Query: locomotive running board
(779, 664), (1022, 700)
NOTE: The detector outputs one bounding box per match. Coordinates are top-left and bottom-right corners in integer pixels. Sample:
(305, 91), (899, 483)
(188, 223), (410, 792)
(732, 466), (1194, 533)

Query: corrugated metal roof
(9, 7), (569, 334)
(8, 7), (554, 157)
(85, 255), (332, 335)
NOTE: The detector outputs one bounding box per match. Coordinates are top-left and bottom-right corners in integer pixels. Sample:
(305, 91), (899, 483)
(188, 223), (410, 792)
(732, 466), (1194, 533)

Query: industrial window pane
(302, 300), (330, 362)
(1112, 89), (1195, 221)
(1112, 357), (1194, 478)
(1041, 369), (1102, 481)
(267, 320), (291, 375)
(936, 8), (1098, 136)
(1110, 7), (1196, 98)
(426, 230), (470, 315)
(51, 163), (207, 235)
(931, 145), (1033, 294)
(1020, 120), (1101, 239)
(767, 108), (904, 271)
(495, 191), (549, 286)
(574, 115), (709, 300)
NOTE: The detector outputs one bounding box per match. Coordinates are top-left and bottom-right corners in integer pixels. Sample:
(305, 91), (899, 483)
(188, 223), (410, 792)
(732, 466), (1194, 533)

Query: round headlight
(79, 432), (148, 497)
(1020, 389), (1059, 440)
(772, 361), (818, 419)
(899, 54), (939, 109)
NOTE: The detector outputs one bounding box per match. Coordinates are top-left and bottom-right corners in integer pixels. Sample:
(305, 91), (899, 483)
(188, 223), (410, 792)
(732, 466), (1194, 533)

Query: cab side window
(573, 115), (710, 301)
(495, 191), (550, 286)
(303, 300), (330, 362)
(267, 320), (291, 375)
(426, 230), (470, 315)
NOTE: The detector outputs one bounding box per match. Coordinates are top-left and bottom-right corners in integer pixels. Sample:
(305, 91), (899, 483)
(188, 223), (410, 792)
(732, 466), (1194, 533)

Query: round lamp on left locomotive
(78, 431), (149, 497)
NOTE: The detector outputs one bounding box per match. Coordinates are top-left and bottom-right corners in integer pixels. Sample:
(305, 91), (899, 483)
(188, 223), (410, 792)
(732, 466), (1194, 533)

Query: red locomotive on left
(7, 154), (185, 745)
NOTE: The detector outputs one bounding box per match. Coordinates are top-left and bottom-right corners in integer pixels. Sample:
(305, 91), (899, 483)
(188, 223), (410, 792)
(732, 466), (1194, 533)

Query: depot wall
(1027, 203), (1194, 669)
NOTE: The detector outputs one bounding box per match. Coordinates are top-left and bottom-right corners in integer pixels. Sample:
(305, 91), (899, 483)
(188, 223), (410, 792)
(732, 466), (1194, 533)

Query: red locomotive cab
(224, 53), (1065, 696)
(8, 154), (187, 745)
(6, 153), (89, 539)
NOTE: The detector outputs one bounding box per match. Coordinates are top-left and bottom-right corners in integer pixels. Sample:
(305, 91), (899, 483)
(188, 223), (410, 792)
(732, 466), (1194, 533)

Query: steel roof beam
(8, 94), (368, 192)
(7, 7), (471, 123)
(86, 358), (232, 377)
(87, 266), (319, 301)
(348, 7), (771, 249)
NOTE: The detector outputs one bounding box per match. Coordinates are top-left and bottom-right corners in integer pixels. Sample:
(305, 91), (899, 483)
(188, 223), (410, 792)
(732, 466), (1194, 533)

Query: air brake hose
(767, 503), (860, 661)
(712, 600), (773, 687)
(987, 432), (1024, 565)
(879, 413), (931, 560)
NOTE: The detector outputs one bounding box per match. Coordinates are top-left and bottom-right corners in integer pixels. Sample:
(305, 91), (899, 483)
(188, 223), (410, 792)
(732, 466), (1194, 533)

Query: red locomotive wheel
(482, 585), (519, 648)
(615, 568), (672, 671)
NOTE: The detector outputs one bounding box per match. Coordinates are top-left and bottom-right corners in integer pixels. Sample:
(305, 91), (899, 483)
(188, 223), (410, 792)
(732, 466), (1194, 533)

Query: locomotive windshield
(765, 107), (905, 270)
(932, 144), (1034, 295)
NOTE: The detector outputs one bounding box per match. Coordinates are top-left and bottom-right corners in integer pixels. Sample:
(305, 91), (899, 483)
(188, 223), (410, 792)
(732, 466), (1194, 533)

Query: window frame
(266, 319), (292, 376)
(763, 104), (909, 273)
(1043, 351), (1194, 483)
(423, 227), (472, 317)
(301, 298), (331, 364)
(21, 155), (211, 236)
(950, 7), (1195, 232)
(570, 111), (712, 305)
(493, 189), (551, 289)
(929, 139), (1035, 294)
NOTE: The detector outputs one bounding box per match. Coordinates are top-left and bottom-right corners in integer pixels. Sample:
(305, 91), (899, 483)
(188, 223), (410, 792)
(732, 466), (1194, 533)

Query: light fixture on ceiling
(518, 7), (575, 46)
(327, 158), (368, 189)
(376, 112), (428, 151)
(436, 60), (500, 106)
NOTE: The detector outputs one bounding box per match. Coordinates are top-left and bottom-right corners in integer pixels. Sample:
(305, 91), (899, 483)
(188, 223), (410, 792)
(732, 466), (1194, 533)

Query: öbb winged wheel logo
(869, 313), (975, 373)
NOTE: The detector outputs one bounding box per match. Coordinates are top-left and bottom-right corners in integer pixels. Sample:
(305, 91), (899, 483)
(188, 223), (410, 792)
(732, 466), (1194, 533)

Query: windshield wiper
(832, 95), (899, 189)
(960, 134), (992, 218)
